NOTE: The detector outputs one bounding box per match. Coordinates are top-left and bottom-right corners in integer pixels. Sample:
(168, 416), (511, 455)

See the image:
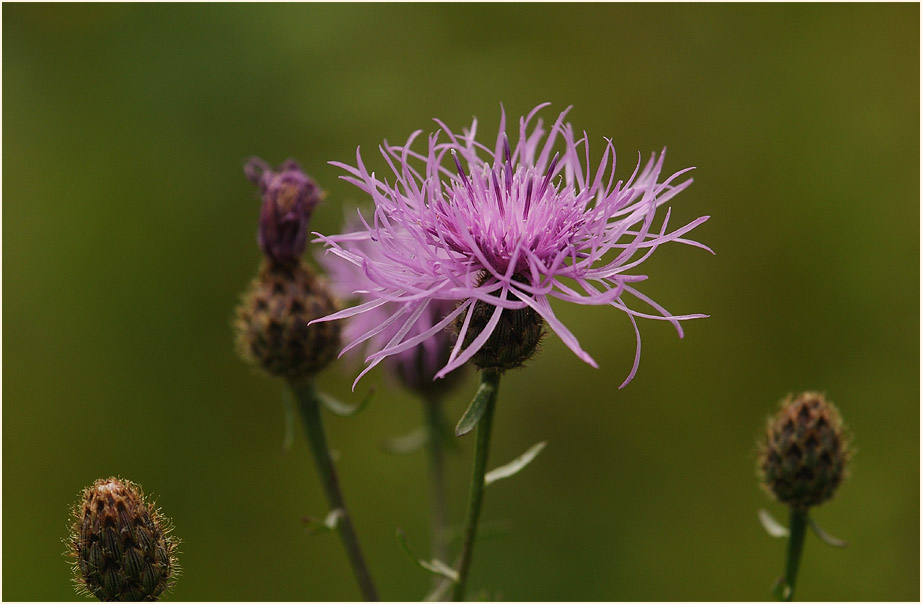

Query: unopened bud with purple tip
(236, 158), (341, 381)
(245, 157), (322, 266)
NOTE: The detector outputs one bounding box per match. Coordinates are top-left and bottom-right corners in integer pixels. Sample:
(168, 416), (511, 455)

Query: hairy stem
(781, 506), (808, 601)
(451, 369), (501, 601)
(293, 381), (379, 601)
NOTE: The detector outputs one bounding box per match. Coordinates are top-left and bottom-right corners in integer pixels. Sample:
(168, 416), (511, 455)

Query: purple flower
(315, 104), (711, 387)
(321, 219), (462, 398)
(245, 157), (322, 265)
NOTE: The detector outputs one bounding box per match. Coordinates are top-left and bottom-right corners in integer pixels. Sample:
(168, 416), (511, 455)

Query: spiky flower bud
(759, 392), (850, 508)
(456, 273), (544, 372)
(244, 157), (322, 266)
(235, 261), (341, 381)
(67, 477), (178, 601)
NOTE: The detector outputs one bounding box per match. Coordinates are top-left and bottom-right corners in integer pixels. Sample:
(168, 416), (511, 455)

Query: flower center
(431, 146), (586, 277)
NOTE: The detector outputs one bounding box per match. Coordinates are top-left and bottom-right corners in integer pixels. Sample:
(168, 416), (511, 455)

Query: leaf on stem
(772, 576), (792, 601)
(485, 441), (548, 486)
(808, 516), (848, 548)
(455, 379), (495, 436)
(379, 427), (429, 455)
(758, 508), (789, 538)
(317, 387), (375, 417)
(396, 528), (459, 582)
(302, 508), (344, 536)
(423, 577), (453, 602)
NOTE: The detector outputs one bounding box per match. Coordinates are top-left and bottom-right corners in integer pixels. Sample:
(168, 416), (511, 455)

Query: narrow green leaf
(423, 578), (453, 602)
(323, 508), (343, 529)
(396, 527), (422, 560)
(771, 577), (790, 601)
(455, 380), (494, 436)
(303, 509), (343, 536)
(317, 387), (375, 417)
(396, 528), (459, 582)
(422, 559), (459, 583)
(758, 509), (789, 538)
(808, 516), (847, 548)
(485, 441), (547, 486)
(281, 386), (296, 455)
(379, 427), (429, 455)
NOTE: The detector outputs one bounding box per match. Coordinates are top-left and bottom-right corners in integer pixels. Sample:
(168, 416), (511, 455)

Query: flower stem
(423, 398), (450, 569)
(781, 506), (809, 601)
(451, 369), (501, 602)
(292, 381), (379, 601)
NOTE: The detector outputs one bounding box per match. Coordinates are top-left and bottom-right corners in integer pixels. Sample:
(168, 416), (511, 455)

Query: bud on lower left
(67, 477), (179, 601)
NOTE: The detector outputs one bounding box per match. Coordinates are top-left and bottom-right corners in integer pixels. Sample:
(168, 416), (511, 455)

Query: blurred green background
(3, 3), (919, 601)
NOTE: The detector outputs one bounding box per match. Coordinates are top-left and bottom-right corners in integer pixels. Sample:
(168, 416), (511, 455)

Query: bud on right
(759, 392), (850, 508)
(455, 273), (545, 373)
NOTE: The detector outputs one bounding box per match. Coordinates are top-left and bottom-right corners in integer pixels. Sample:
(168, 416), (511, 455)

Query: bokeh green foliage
(3, 3), (918, 601)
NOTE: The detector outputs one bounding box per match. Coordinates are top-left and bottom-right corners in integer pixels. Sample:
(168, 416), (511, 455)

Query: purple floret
(320, 218), (460, 391)
(245, 157), (321, 265)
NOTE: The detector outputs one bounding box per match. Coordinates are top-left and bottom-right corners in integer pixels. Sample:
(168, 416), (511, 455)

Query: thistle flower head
(245, 157), (322, 265)
(67, 477), (178, 601)
(316, 104), (710, 387)
(759, 392), (850, 508)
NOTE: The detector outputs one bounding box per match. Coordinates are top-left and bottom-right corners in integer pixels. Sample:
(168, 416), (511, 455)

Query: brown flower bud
(455, 272), (544, 373)
(235, 261), (341, 381)
(759, 392), (850, 508)
(67, 477), (179, 601)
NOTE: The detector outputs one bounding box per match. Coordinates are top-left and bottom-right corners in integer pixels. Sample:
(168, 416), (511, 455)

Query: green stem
(292, 381), (379, 601)
(423, 398), (450, 570)
(781, 506), (808, 601)
(451, 369), (501, 602)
